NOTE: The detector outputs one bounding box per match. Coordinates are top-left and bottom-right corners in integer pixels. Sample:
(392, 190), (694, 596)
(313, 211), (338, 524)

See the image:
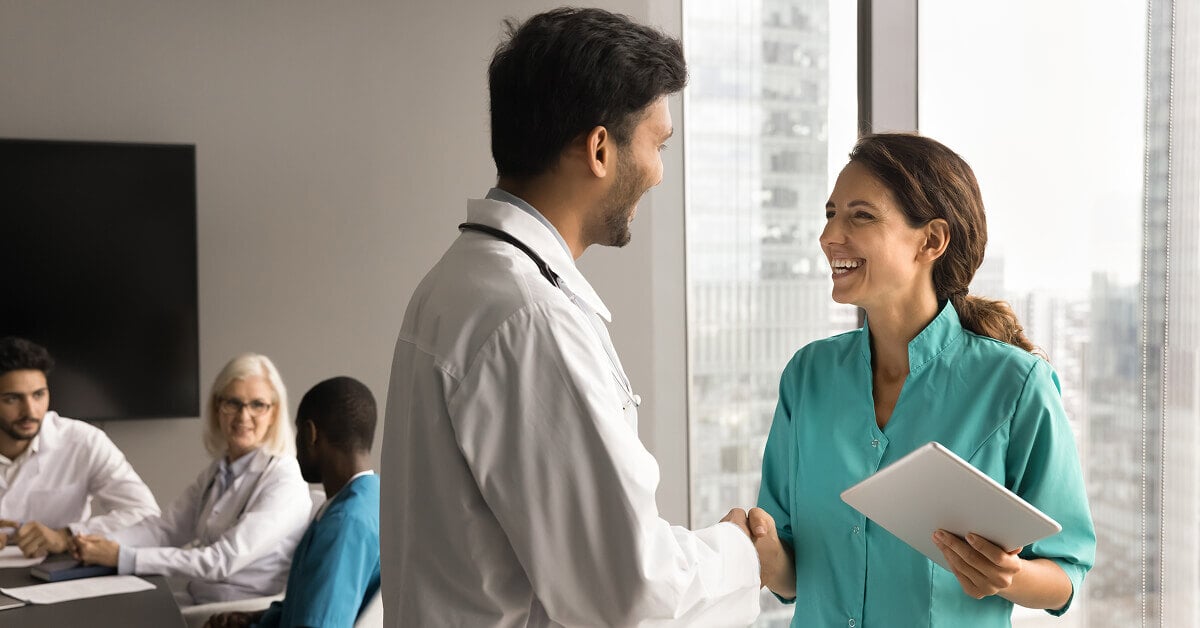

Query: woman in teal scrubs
(751, 133), (1096, 627)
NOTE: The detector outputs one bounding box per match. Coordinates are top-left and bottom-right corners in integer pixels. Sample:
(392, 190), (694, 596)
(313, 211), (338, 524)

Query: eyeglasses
(218, 398), (273, 417)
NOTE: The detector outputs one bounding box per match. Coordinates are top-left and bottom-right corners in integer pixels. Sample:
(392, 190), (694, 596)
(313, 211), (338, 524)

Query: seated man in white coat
(382, 8), (763, 626)
(0, 336), (160, 557)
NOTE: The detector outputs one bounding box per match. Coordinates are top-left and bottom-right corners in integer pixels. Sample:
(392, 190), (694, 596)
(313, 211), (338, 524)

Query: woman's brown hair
(848, 133), (1039, 355)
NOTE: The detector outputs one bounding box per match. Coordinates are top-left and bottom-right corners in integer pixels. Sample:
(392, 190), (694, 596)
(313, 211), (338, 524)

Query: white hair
(202, 353), (294, 458)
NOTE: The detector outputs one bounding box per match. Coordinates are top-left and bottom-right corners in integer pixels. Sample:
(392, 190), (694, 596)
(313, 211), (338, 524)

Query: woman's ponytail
(850, 133), (1043, 358)
(949, 294), (1042, 357)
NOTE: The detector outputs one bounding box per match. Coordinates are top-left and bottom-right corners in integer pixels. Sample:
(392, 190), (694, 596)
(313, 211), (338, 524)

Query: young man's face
(590, 96), (674, 248)
(0, 369), (50, 442)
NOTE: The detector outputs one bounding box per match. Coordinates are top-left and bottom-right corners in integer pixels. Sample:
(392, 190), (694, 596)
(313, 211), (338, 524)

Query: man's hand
(719, 508), (751, 538)
(73, 534), (120, 567)
(0, 518), (18, 550)
(932, 529), (1023, 599)
(748, 507), (796, 598)
(204, 610), (263, 628)
(14, 521), (72, 557)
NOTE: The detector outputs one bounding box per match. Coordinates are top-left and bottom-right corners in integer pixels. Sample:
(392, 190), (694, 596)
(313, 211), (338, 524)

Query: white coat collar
(213, 445), (273, 478)
(244, 446), (274, 473)
(465, 198), (613, 322)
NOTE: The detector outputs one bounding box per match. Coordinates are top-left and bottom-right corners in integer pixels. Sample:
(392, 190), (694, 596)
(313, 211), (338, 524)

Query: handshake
(720, 507), (796, 599)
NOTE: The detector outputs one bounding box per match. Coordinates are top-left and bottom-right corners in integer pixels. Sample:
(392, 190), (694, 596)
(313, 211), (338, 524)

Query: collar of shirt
(219, 447), (258, 482)
(315, 470), (375, 521)
(860, 299), (965, 373)
(465, 195), (613, 322)
(485, 188), (573, 259)
(31, 410), (62, 451)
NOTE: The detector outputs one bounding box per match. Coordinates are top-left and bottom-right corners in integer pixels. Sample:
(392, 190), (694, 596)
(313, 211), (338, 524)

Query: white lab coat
(109, 447), (311, 604)
(381, 198), (761, 627)
(0, 411), (159, 535)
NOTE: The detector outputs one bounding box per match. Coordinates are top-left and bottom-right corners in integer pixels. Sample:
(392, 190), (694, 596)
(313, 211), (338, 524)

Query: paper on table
(0, 575), (155, 604)
(0, 546), (45, 568)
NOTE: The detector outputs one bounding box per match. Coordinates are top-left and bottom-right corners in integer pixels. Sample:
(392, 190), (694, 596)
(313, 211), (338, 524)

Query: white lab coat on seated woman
(74, 353), (312, 606)
(109, 447), (310, 604)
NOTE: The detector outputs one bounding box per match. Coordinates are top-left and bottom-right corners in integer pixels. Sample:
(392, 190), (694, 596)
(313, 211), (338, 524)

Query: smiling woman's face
(820, 161), (932, 312)
(217, 375), (276, 460)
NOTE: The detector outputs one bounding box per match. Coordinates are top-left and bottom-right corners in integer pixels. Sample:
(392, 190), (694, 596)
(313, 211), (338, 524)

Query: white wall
(0, 1), (691, 524)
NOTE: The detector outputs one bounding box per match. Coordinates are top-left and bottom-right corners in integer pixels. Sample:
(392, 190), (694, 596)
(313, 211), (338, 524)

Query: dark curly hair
(297, 376), (377, 453)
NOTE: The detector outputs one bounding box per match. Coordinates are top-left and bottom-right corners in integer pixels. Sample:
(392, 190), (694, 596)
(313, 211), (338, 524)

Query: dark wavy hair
(0, 336), (55, 378)
(849, 133), (1039, 355)
(488, 7), (687, 179)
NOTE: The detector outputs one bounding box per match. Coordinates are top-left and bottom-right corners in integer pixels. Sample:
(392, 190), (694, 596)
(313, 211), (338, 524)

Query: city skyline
(685, 1), (1176, 626)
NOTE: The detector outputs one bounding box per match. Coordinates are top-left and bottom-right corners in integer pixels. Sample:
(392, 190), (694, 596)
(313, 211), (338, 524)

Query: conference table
(0, 560), (185, 627)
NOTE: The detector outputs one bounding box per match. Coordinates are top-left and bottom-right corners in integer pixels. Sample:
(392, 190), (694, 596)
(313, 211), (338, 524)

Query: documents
(840, 441), (1062, 571)
(0, 546), (44, 569)
(0, 575), (155, 605)
(0, 593), (23, 611)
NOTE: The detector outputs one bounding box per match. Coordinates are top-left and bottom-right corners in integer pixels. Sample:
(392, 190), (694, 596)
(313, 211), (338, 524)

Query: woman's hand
(748, 508), (796, 599)
(719, 508), (751, 538)
(73, 534), (120, 567)
(932, 529), (1022, 598)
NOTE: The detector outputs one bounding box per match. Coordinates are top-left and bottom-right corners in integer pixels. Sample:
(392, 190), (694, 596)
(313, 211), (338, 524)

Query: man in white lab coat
(381, 7), (762, 626)
(0, 336), (159, 557)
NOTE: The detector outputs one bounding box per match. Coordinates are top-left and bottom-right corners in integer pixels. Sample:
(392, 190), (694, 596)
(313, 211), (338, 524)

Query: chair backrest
(180, 594), (282, 628)
(354, 589), (383, 628)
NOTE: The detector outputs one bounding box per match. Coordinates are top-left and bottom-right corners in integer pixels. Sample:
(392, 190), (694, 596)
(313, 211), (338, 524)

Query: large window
(919, 1), (1200, 625)
(687, 0), (1198, 625)
(683, 0), (857, 623)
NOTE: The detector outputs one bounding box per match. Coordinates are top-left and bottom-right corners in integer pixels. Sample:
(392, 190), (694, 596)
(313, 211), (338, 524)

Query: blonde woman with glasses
(74, 353), (311, 605)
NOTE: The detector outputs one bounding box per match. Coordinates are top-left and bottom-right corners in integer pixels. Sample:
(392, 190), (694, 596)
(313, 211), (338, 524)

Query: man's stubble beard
(588, 148), (648, 248)
(0, 416), (41, 442)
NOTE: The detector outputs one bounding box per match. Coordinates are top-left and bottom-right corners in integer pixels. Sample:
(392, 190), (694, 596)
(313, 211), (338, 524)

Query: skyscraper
(1083, 273), (1141, 626)
(685, 1), (852, 623)
(1084, 0), (1200, 624)
(687, 0), (847, 525)
(1154, 0), (1200, 623)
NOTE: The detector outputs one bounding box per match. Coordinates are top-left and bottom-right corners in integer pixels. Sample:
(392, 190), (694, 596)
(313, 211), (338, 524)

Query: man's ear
(300, 419), (318, 447)
(920, 218), (951, 262)
(585, 125), (612, 179)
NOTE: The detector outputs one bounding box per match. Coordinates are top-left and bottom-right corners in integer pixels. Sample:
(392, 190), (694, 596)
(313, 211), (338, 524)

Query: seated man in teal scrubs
(206, 376), (381, 628)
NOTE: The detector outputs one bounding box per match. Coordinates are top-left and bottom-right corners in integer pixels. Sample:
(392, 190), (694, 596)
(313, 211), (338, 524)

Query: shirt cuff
(1045, 558), (1087, 617)
(117, 545), (136, 575)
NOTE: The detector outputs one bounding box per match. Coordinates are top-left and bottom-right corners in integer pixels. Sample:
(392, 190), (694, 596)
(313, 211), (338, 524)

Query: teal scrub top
(253, 473), (381, 628)
(758, 302), (1096, 628)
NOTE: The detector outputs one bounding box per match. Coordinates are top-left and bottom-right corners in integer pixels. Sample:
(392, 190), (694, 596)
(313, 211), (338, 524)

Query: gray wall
(0, 1), (691, 524)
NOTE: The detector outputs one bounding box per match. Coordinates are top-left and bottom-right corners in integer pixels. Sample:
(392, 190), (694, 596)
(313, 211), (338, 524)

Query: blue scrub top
(254, 473), (380, 628)
(758, 301), (1096, 628)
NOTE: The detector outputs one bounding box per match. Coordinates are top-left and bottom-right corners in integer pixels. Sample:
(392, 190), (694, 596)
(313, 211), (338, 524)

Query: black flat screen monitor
(0, 138), (199, 420)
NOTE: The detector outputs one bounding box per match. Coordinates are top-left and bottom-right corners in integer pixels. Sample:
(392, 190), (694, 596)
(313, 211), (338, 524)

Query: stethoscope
(459, 223), (641, 409)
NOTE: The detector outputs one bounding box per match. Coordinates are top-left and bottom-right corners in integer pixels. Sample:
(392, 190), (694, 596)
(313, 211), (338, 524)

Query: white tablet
(839, 441), (1061, 571)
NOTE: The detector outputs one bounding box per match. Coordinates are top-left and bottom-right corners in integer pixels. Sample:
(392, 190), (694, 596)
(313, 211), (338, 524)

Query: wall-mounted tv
(0, 138), (199, 420)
